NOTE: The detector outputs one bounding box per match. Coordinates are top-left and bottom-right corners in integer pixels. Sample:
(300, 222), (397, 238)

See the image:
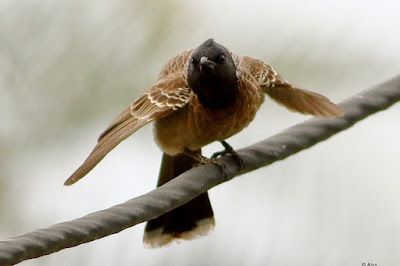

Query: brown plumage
(64, 38), (343, 248)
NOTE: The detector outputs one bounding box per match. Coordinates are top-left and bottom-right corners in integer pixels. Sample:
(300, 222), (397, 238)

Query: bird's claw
(212, 141), (245, 171)
(195, 156), (228, 180)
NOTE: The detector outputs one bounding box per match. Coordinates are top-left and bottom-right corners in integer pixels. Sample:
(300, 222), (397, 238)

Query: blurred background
(1, 0), (399, 265)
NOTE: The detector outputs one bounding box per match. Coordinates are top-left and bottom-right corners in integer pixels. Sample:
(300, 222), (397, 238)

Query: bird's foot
(197, 156), (227, 179)
(184, 149), (227, 179)
(212, 140), (245, 171)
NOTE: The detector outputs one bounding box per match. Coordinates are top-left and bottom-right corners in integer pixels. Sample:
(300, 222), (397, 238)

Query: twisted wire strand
(1, 75), (399, 265)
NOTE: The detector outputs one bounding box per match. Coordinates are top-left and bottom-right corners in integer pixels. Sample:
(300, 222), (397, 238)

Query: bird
(64, 38), (344, 248)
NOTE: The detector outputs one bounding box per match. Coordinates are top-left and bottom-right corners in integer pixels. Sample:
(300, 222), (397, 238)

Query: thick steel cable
(1, 74), (400, 265)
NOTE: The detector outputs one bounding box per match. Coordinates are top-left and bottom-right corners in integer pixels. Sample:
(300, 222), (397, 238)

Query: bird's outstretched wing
(241, 56), (344, 117)
(64, 72), (193, 185)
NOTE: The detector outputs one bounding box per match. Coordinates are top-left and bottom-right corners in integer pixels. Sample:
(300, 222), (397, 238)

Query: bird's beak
(199, 56), (216, 71)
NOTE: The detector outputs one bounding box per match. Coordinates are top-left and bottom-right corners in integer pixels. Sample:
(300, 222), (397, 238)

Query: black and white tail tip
(143, 217), (215, 248)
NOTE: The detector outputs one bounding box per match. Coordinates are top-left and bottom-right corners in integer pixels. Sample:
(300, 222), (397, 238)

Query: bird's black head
(187, 38), (238, 110)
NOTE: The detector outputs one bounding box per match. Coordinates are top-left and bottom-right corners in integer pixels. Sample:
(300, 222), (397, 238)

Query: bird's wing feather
(157, 49), (193, 80)
(64, 73), (192, 185)
(241, 56), (344, 117)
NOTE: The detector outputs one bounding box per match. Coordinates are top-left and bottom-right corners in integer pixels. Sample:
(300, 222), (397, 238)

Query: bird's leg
(184, 149), (227, 179)
(212, 140), (245, 171)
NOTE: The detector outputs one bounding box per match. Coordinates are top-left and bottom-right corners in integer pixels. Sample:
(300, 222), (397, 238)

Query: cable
(0, 74), (399, 265)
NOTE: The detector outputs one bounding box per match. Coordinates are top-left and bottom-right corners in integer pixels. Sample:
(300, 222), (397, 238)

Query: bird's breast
(153, 76), (264, 155)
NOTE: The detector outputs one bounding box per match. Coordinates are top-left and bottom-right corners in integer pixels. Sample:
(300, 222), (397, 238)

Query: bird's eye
(217, 54), (225, 64)
(191, 58), (198, 65)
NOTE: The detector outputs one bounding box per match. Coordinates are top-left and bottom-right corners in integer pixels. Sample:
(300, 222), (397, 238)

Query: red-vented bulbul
(64, 38), (343, 248)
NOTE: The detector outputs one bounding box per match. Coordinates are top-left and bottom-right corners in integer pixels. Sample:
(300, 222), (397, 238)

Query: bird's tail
(143, 151), (215, 248)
